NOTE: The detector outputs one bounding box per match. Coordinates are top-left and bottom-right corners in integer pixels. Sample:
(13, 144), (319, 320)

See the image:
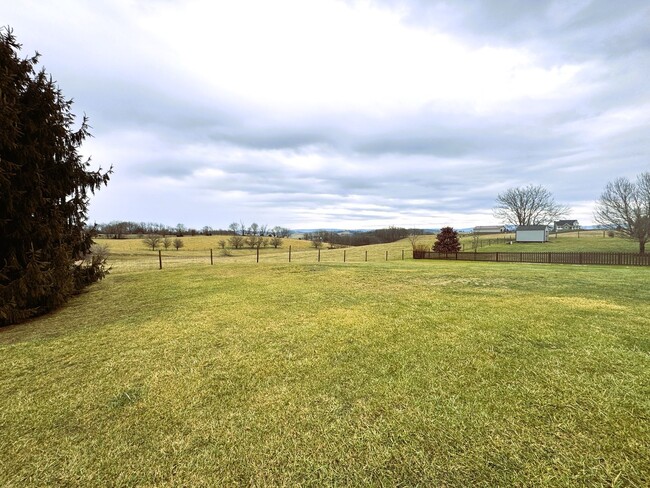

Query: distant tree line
(303, 227), (419, 247)
(226, 222), (291, 250)
(98, 221), (230, 238)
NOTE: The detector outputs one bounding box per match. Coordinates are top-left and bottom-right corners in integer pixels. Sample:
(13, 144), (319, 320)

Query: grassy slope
(1, 259), (649, 486)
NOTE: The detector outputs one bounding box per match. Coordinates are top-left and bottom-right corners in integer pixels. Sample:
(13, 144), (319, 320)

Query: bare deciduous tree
(162, 237), (172, 250)
(143, 234), (162, 250)
(407, 230), (424, 250)
(229, 235), (244, 249)
(246, 235), (261, 249)
(272, 226), (291, 238)
(594, 172), (650, 253)
(173, 238), (184, 251)
(270, 236), (283, 248)
(493, 185), (569, 226)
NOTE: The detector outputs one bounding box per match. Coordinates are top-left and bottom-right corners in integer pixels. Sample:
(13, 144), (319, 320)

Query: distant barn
(516, 225), (548, 243)
(473, 225), (506, 234)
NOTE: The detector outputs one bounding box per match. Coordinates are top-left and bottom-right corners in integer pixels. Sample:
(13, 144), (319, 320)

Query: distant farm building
(554, 220), (580, 231)
(516, 225), (548, 243)
(473, 225), (506, 234)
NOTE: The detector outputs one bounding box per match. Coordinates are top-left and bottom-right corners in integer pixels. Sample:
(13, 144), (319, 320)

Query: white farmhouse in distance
(554, 220), (580, 231)
(472, 225), (506, 234)
(515, 225), (548, 243)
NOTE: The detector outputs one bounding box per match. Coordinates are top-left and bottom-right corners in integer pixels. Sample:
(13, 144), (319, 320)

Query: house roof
(516, 225), (548, 231)
(473, 225), (504, 230)
(555, 220), (579, 225)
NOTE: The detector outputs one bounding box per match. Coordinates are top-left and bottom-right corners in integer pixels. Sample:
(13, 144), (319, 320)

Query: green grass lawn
(1, 257), (649, 485)
(473, 230), (642, 253)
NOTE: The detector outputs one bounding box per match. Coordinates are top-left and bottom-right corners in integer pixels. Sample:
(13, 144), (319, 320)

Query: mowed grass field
(1, 240), (649, 485)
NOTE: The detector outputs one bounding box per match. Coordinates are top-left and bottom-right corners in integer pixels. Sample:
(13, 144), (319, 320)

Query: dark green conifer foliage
(433, 226), (461, 253)
(0, 28), (111, 326)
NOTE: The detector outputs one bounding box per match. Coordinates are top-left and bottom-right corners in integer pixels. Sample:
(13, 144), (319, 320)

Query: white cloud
(136, 0), (583, 114)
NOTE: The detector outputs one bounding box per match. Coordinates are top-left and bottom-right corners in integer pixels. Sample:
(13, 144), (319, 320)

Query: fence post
(344, 250), (346, 263)
(158, 250), (162, 270)
(210, 248), (213, 265)
(401, 249), (404, 260)
(289, 245), (292, 262)
(495, 252), (498, 262)
(365, 250), (368, 262)
(318, 248), (320, 262)
(256, 247), (259, 263)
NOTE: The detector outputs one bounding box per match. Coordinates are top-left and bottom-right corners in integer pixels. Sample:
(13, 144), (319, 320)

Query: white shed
(516, 225), (548, 243)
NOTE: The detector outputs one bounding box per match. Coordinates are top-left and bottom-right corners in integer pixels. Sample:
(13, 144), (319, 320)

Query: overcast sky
(5, 0), (650, 229)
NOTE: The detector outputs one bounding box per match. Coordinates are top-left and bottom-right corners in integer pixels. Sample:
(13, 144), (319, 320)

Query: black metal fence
(413, 250), (650, 266)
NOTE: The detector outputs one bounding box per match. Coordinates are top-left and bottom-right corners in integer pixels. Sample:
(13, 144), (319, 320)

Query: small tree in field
(407, 229), (424, 250)
(173, 238), (184, 251)
(162, 237), (172, 250)
(143, 234), (162, 250)
(433, 227), (461, 253)
(246, 235), (261, 249)
(218, 239), (227, 249)
(229, 235), (244, 249)
(270, 236), (283, 248)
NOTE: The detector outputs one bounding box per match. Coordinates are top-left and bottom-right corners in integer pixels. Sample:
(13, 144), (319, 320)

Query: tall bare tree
(493, 184), (569, 226)
(594, 172), (650, 253)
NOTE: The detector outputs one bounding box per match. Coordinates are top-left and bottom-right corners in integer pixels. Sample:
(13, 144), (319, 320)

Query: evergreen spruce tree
(0, 28), (111, 326)
(433, 227), (461, 253)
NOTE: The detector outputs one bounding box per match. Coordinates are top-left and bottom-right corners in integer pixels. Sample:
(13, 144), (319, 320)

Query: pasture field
(97, 230), (638, 272)
(472, 230), (641, 253)
(1, 255), (649, 485)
